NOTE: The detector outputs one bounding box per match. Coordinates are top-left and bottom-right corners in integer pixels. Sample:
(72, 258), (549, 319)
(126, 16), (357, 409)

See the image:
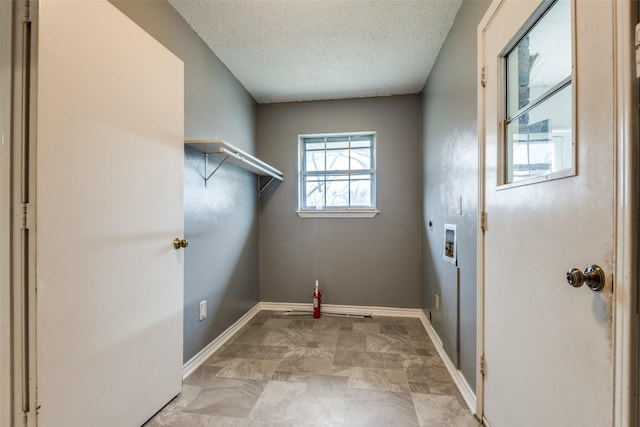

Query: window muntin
(503, 0), (573, 185)
(299, 132), (376, 211)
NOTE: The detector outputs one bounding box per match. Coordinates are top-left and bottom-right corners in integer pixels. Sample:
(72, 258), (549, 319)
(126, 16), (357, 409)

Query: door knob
(173, 238), (188, 249)
(566, 264), (605, 292)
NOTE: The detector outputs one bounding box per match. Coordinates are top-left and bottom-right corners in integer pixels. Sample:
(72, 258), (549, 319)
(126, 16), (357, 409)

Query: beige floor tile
(412, 393), (480, 427)
(247, 381), (306, 425)
(146, 311), (476, 426)
(215, 358), (280, 381)
(347, 366), (411, 393)
(344, 388), (420, 427)
(183, 377), (266, 418)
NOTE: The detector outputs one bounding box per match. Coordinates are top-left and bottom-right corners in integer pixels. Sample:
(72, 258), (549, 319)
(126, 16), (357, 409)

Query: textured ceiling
(168, 0), (462, 104)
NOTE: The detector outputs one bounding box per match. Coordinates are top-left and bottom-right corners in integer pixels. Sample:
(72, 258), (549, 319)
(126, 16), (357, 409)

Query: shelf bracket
(204, 153), (230, 186)
(258, 176), (277, 198)
(187, 140), (283, 193)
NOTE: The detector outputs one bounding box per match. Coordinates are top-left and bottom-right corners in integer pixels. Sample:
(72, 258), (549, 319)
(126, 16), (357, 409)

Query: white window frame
(296, 132), (379, 218)
(497, 0), (576, 189)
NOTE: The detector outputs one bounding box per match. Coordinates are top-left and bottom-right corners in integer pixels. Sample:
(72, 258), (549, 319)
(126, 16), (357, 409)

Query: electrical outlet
(435, 294), (440, 311)
(199, 300), (207, 321)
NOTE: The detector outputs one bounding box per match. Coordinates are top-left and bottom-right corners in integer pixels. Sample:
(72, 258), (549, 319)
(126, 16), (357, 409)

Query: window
(297, 132), (378, 217)
(502, 0), (573, 186)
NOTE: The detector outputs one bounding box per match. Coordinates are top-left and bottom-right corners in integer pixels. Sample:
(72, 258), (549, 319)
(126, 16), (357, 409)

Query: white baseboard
(182, 301), (477, 419)
(258, 301), (423, 318)
(182, 303), (262, 379)
(417, 310), (477, 414)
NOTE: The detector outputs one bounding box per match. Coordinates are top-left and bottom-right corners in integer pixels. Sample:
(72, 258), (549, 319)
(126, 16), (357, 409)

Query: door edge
(613, 1), (639, 426)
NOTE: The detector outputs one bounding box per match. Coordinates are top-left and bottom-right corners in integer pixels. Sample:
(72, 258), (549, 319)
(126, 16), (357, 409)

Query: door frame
(1, 1), (13, 425)
(2, 1), (38, 426)
(476, 0), (638, 425)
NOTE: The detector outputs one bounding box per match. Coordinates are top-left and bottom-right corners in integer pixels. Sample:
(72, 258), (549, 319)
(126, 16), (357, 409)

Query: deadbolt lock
(173, 238), (188, 250)
(566, 264), (605, 292)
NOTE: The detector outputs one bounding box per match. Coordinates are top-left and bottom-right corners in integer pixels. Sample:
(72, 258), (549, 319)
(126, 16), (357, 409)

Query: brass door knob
(173, 238), (188, 249)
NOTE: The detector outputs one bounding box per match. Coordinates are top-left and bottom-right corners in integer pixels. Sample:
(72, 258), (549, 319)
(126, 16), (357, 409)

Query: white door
(480, 0), (617, 425)
(36, 1), (184, 426)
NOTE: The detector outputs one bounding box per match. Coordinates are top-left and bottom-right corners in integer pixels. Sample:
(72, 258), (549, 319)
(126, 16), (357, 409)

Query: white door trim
(5, 1), (38, 425)
(475, 1), (503, 421)
(613, 1), (638, 426)
(0, 2), (13, 426)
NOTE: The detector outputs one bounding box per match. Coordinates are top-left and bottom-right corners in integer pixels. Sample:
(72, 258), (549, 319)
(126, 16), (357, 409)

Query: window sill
(296, 209), (380, 218)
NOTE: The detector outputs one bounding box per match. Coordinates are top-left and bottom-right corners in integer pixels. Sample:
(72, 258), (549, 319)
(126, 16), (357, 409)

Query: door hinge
(480, 66), (487, 88)
(480, 211), (487, 232)
(480, 355), (487, 376)
(21, 409), (36, 426)
(17, 0), (32, 23)
(22, 203), (34, 230)
(635, 23), (640, 78)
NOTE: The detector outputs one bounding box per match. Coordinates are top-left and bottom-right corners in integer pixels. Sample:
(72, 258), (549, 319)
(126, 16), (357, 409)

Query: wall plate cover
(199, 300), (207, 320)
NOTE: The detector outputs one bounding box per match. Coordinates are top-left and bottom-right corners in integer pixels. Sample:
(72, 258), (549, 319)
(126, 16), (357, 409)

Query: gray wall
(258, 96), (421, 307)
(111, 0), (260, 363)
(421, 0), (491, 390)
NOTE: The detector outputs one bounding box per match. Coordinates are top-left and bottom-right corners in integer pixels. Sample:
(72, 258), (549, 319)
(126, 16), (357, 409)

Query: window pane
(304, 176), (325, 208)
(305, 150), (325, 172)
(325, 138), (349, 149)
(350, 175), (372, 206)
(506, 84), (572, 182)
(325, 175), (350, 207)
(506, 0), (571, 117)
(326, 149), (349, 171)
(350, 148), (371, 170)
(305, 140), (325, 151)
(350, 138), (371, 149)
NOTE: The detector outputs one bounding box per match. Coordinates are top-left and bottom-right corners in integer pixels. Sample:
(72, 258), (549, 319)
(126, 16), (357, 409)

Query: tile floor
(145, 310), (480, 427)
